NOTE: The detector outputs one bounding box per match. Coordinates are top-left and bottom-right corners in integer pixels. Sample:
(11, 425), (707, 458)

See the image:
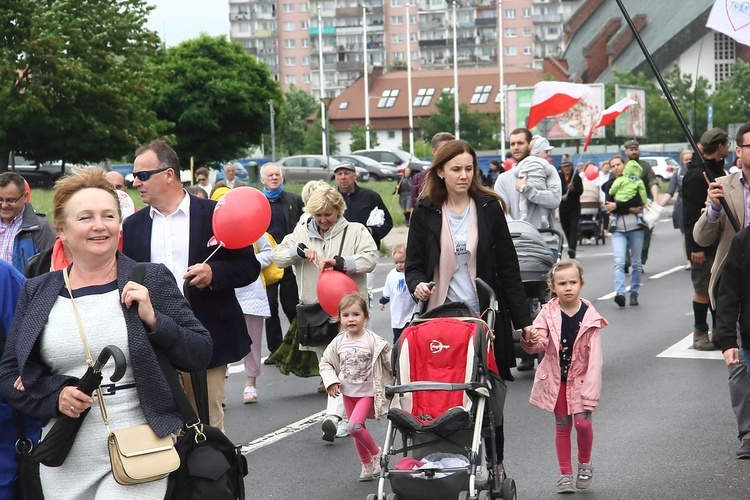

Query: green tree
(302, 117), (339, 155)
(0, 0), (166, 170)
(152, 35), (282, 166)
(277, 86), (319, 156)
(348, 125), (379, 151)
(416, 92), (499, 151)
(710, 60), (750, 134)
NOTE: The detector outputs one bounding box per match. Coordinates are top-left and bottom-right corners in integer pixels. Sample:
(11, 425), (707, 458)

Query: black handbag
(296, 226), (349, 347)
(131, 264), (247, 500)
(13, 410), (44, 500)
(296, 303), (339, 347)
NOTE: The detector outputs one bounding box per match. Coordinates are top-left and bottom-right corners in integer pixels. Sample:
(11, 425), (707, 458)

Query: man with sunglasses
(122, 140), (260, 432)
(0, 172), (55, 273)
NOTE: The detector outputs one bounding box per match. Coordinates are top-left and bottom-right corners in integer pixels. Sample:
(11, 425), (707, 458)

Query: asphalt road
(222, 219), (750, 500)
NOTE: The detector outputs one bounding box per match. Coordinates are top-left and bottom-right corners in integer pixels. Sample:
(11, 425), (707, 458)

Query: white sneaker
(336, 418), (349, 438)
(370, 447), (381, 477)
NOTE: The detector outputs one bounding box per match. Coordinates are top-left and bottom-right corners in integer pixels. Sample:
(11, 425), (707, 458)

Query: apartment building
(532, 0), (583, 68)
(229, 0), (537, 98)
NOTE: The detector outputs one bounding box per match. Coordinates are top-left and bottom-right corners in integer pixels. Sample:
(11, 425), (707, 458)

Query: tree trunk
(0, 145), (9, 173)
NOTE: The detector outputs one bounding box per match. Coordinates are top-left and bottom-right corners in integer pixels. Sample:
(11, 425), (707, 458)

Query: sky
(146, 0), (229, 47)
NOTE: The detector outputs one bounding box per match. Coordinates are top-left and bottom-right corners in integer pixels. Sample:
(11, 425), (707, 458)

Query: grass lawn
(28, 180), (408, 226)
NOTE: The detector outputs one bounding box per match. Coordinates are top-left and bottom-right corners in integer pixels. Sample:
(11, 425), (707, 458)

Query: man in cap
(694, 124), (750, 459)
(624, 139), (659, 266)
(335, 162), (392, 251)
(682, 128), (728, 351)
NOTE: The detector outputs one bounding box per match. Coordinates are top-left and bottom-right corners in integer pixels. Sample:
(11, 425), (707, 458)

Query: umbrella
(32, 344), (126, 467)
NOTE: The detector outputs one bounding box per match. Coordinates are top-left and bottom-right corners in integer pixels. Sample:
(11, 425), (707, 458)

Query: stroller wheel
(478, 490), (491, 500)
(386, 494), (398, 500)
(458, 492), (469, 500)
(501, 477), (517, 499)
(366, 495), (377, 500)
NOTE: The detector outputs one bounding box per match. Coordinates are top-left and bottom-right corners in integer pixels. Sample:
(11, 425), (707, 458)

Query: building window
(284, 57), (296, 66)
(284, 22), (295, 31)
(391, 15), (403, 25)
(414, 87), (436, 107)
(302, 38), (309, 48)
(393, 51), (404, 60)
(523, 27), (532, 37)
(441, 87), (455, 98)
(388, 131), (396, 139)
(716, 62), (733, 84)
(392, 34), (404, 43)
(302, 73), (311, 83)
(238, 22), (250, 33)
(377, 89), (399, 108)
(470, 85), (492, 104)
(391, 0), (403, 6)
(283, 3), (294, 13)
(339, 101), (349, 109)
(302, 56), (310, 65)
(285, 75), (297, 84)
(284, 39), (296, 49)
(523, 45), (532, 55)
(504, 27), (517, 38)
(715, 32), (736, 60)
(505, 46), (517, 56)
(301, 21), (308, 29)
(504, 9), (516, 19)
(547, 26), (559, 35)
(522, 8), (531, 18)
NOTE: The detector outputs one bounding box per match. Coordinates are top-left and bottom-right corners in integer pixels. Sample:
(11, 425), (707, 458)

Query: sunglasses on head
(132, 166), (170, 182)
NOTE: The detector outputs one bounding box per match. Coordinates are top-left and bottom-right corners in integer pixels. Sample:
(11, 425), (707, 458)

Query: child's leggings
(553, 381), (594, 475)
(342, 395), (380, 464)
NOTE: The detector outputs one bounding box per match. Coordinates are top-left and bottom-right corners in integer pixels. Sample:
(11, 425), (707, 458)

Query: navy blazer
(0, 255), (212, 437)
(121, 194), (259, 367)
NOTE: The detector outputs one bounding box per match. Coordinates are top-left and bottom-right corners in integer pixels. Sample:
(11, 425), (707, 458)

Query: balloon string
(201, 244), (224, 264)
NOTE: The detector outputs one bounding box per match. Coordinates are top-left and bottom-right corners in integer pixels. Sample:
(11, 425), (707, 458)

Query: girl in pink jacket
(521, 260), (607, 494)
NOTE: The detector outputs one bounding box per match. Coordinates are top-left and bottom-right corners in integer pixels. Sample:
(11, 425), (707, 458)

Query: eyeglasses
(0, 194), (24, 205)
(737, 144), (750, 149)
(132, 166), (170, 182)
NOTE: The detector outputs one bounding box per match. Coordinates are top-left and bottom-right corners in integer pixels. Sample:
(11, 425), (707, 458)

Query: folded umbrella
(32, 345), (127, 467)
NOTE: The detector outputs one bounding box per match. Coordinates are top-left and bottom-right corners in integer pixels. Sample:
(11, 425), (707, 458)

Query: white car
(641, 156), (680, 182)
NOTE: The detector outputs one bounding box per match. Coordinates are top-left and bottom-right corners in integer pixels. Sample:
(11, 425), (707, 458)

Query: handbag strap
(337, 225), (348, 256)
(131, 264), (201, 428)
(61, 267), (109, 428)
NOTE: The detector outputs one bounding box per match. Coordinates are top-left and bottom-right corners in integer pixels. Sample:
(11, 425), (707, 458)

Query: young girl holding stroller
(319, 294), (394, 482)
(520, 260), (608, 494)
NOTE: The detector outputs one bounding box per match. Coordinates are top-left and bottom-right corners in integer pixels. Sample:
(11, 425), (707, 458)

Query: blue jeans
(611, 229), (644, 296)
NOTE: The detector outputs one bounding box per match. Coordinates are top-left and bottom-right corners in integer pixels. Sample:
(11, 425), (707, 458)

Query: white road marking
(241, 411), (327, 455)
(598, 286), (632, 301)
(657, 333), (724, 360)
(648, 265), (684, 280)
(583, 252), (613, 258)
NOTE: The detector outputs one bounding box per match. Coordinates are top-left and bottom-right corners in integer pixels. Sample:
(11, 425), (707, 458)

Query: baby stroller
(578, 202), (606, 245)
(507, 220), (563, 359)
(367, 279), (515, 500)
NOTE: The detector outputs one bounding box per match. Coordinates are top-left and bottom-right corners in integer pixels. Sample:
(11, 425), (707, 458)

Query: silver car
(277, 155), (370, 183)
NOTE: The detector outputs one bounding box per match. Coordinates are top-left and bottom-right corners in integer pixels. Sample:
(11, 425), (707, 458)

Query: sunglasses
(132, 166), (170, 182)
(197, 177), (207, 181)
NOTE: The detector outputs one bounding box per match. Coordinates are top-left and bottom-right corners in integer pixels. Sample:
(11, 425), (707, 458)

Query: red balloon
(317, 270), (360, 317)
(584, 165), (598, 181)
(23, 179), (31, 202)
(212, 187), (271, 249)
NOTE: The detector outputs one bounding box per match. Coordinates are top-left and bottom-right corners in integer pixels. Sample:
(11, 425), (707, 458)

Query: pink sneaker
(370, 447), (382, 477)
(243, 386), (258, 404)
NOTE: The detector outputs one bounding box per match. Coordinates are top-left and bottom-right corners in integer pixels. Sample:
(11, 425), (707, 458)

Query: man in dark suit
(122, 140), (259, 432)
(259, 162), (303, 358)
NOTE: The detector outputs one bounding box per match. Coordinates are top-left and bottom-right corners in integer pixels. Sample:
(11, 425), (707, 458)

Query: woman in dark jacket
(405, 139), (534, 478)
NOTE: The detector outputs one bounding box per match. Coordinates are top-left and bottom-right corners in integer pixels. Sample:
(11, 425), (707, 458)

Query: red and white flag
(707, 0), (750, 47)
(583, 97), (638, 151)
(526, 81), (590, 130)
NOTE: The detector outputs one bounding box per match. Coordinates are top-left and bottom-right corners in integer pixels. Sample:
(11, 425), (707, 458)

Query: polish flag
(526, 82), (591, 130)
(583, 97), (638, 151)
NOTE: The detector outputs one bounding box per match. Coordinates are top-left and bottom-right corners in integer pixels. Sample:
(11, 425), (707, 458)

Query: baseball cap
(559, 160), (573, 167)
(624, 139), (639, 148)
(333, 162), (356, 173)
(700, 127), (728, 147)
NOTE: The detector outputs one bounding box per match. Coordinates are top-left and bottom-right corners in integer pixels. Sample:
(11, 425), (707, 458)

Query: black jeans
(559, 209), (581, 253)
(264, 268), (299, 354)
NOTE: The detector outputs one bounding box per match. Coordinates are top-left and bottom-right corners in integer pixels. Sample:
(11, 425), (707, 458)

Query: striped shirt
(0, 212), (23, 264)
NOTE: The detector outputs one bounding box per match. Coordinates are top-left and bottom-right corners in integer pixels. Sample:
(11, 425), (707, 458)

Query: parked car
(351, 148), (431, 173)
(641, 156), (680, 182)
(277, 155), (370, 183)
(8, 154), (71, 188)
(333, 154), (400, 181)
(214, 162), (251, 184)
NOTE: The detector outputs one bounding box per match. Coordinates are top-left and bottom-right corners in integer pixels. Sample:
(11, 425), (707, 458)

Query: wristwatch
(519, 184), (528, 193)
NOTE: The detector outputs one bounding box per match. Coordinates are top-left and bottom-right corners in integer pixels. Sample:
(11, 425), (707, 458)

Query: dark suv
(8, 155), (69, 188)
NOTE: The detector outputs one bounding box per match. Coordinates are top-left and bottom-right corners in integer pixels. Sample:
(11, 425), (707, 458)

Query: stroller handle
(413, 281), (436, 317)
(93, 345), (127, 383)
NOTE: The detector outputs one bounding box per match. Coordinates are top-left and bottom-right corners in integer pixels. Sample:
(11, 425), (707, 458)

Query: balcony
(308, 26), (337, 36)
(337, 61), (363, 72)
(457, 37), (477, 46)
(533, 14), (563, 23)
(475, 17), (497, 27)
(419, 39), (448, 47)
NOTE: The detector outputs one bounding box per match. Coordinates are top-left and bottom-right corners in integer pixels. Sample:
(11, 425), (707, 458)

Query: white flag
(707, 0), (750, 47)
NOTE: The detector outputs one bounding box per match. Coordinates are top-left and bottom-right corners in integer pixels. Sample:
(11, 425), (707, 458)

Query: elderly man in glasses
(0, 172), (55, 273)
(214, 162), (247, 191)
(122, 140), (260, 432)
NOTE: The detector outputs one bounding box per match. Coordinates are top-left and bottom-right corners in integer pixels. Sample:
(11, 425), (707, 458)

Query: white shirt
(199, 184), (212, 196)
(382, 268), (416, 329)
(149, 191), (191, 290)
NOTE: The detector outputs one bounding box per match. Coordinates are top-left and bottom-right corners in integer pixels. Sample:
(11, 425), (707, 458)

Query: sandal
(576, 462), (593, 490)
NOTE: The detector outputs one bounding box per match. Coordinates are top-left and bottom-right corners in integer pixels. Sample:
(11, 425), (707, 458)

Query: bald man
(105, 171), (127, 192)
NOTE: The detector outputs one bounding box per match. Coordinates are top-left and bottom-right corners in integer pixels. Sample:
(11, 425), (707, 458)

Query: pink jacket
(520, 297), (607, 414)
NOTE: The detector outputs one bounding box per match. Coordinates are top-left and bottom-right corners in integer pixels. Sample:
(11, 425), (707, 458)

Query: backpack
(255, 233), (284, 287)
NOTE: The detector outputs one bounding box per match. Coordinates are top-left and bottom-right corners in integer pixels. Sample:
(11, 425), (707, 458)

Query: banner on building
(614, 85), (647, 138)
(505, 84), (604, 141)
(707, 0), (750, 47)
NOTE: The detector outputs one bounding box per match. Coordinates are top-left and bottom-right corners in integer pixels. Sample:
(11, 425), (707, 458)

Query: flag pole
(614, 0), (740, 232)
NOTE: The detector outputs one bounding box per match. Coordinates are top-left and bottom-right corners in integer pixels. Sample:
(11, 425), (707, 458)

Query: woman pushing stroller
(405, 139), (536, 479)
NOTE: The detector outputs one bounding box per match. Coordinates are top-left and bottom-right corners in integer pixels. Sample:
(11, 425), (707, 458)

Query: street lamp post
(317, 6), (327, 157)
(363, 6), (371, 150)
(447, 0), (460, 139)
(406, 1), (414, 155)
(269, 99), (276, 162)
(497, 0), (506, 156)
